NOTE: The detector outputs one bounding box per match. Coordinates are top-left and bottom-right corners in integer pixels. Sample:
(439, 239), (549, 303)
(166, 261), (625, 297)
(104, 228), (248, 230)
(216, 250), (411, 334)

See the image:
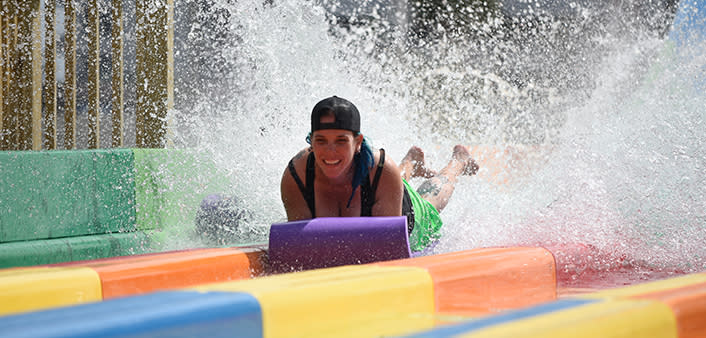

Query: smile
(323, 160), (341, 165)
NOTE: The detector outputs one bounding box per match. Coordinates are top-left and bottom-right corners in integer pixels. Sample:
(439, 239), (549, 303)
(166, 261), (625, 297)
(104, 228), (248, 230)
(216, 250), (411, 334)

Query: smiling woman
(310, 126), (362, 185)
(280, 96), (479, 251)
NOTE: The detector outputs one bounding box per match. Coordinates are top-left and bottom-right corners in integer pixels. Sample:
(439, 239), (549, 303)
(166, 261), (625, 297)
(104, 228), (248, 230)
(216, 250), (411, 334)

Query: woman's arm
(280, 150), (314, 221)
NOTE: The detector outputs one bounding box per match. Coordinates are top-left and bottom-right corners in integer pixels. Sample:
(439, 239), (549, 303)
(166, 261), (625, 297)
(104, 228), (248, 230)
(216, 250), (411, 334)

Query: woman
(280, 96), (478, 251)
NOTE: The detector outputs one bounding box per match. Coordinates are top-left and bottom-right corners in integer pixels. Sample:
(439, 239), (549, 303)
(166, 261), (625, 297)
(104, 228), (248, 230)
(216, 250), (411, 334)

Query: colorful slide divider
(0, 246), (265, 315)
(407, 272), (706, 338)
(1, 238), (705, 337)
(1, 291), (264, 338)
(0, 241), (557, 337)
(378, 247), (556, 315)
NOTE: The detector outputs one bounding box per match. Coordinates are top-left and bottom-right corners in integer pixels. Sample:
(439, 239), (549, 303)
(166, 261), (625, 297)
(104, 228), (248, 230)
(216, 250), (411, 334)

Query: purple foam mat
(268, 216), (412, 272)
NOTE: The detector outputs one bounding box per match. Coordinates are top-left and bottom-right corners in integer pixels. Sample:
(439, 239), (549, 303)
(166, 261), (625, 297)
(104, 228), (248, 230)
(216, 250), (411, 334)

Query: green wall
(0, 150), (136, 242)
(0, 149), (230, 268)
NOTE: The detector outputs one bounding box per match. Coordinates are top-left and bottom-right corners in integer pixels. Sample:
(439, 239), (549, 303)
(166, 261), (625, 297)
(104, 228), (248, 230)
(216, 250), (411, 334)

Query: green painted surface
(0, 150), (136, 242)
(133, 149), (230, 248)
(0, 232), (152, 268)
(0, 148), (232, 266)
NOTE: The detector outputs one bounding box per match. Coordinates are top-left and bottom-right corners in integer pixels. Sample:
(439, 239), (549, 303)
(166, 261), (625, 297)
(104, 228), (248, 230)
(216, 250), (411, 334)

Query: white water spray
(172, 0), (705, 275)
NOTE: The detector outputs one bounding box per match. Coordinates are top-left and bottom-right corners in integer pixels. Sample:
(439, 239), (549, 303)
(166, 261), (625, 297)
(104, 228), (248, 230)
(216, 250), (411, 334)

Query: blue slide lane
(403, 299), (597, 338)
(0, 291), (263, 338)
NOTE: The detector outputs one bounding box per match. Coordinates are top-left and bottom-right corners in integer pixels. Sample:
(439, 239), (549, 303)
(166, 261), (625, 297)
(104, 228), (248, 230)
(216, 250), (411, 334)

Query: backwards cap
(311, 96), (360, 133)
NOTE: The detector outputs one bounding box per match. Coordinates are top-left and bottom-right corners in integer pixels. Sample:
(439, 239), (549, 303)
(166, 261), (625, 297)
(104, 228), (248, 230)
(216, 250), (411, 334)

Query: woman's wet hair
(348, 134), (374, 207)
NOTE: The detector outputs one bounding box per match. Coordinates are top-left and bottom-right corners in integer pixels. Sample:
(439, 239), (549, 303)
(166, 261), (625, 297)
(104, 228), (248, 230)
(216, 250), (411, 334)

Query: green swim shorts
(402, 179), (443, 252)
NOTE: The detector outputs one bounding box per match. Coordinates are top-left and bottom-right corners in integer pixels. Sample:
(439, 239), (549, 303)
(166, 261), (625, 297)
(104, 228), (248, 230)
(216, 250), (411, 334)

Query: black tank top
(287, 149), (415, 233)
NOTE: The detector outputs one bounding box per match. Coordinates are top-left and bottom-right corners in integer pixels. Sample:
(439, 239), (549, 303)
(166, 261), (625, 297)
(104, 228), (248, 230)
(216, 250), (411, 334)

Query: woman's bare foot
(413, 145), (478, 213)
(400, 146), (437, 180)
(451, 145), (479, 176)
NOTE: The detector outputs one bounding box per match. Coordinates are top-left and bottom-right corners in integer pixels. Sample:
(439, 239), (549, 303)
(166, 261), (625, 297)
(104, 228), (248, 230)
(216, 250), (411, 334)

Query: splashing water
(171, 0), (705, 283)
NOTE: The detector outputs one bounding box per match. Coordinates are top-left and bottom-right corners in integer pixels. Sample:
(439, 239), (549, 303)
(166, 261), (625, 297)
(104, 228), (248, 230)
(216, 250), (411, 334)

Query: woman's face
(311, 129), (363, 181)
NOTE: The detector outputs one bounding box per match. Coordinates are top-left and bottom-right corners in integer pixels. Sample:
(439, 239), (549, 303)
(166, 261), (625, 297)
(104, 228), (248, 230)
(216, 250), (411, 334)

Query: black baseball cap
(311, 96), (360, 133)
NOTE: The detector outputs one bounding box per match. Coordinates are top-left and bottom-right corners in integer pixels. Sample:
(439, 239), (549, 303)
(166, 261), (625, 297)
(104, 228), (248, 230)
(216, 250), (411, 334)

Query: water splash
(171, 0), (705, 280)
(439, 27), (706, 280)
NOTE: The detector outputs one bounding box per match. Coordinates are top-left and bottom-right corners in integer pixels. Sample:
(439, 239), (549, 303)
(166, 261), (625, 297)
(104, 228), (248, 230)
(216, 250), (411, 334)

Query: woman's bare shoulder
(282, 147), (312, 181)
(289, 148), (312, 166)
(371, 148), (402, 182)
(381, 149), (401, 172)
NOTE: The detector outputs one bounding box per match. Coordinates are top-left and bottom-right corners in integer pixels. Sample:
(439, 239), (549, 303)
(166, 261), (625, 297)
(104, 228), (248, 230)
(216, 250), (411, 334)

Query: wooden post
(64, 0), (77, 149)
(0, 5), (5, 139)
(0, 4), (16, 150)
(30, 0), (41, 150)
(3, 1), (42, 150)
(43, 0), (57, 149)
(86, 0), (100, 148)
(111, 0), (124, 147)
(136, 0), (174, 148)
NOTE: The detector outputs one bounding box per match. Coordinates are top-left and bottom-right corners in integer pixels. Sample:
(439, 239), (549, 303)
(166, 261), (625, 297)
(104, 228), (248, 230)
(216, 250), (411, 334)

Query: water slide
(1, 0), (706, 337)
